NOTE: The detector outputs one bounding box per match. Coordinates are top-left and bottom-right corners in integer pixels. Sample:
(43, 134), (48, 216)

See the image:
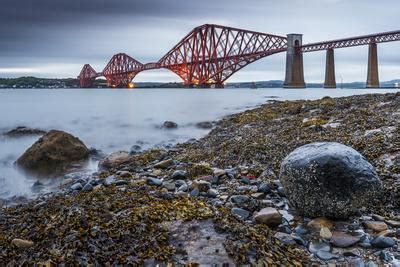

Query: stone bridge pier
(283, 34), (306, 88)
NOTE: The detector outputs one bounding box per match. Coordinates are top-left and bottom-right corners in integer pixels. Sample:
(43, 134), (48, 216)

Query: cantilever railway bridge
(78, 24), (400, 89)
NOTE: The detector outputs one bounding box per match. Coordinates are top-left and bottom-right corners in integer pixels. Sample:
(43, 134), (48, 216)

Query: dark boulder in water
(280, 142), (381, 219)
(5, 126), (47, 137)
(196, 121), (213, 129)
(163, 121), (178, 129)
(16, 130), (90, 176)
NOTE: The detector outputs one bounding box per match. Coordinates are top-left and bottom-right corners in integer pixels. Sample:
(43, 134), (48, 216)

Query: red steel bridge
(78, 24), (400, 89)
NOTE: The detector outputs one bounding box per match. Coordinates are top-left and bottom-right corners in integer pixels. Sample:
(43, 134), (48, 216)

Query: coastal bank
(2, 92), (400, 265)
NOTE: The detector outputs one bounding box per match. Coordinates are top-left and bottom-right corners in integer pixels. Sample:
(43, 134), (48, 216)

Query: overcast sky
(0, 0), (399, 82)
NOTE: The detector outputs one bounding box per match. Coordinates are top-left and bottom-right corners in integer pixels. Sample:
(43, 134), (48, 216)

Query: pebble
(363, 221), (388, 232)
(254, 207), (282, 227)
(251, 192), (265, 199)
(295, 225), (308, 236)
(330, 231), (360, 248)
(307, 217), (333, 231)
(309, 241), (331, 254)
(147, 178), (162, 186)
(230, 195), (250, 204)
(117, 171), (132, 178)
(115, 180), (129, 186)
(274, 232), (296, 245)
(194, 180), (211, 192)
(372, 214), (385, 221)
(320, 227), (333, 240)
(386, 220), (400, 228)
(178, 184), (188, 192)
(172, 170), (187, 180)
(316, 250), (339, 261)
(240, 177), (251, 184)
(371, 236), (395, 248)
(82, 183), (93, 192)
(231, 208), (250, 220)
(11, 239), (35, 248)
(163, 182), (176, 191)
(207, 189), (219, 198)
(258, 183), (271, 194)
(154, 159), (174, 169)
(70, 183), (83, 191)
(189, 188), (199, 197)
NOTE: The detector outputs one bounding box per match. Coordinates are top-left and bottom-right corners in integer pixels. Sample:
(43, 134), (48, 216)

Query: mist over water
(0, 88), (399, 200)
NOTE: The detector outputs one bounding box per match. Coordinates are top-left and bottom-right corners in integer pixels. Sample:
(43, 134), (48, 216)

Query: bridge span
(78, 24), (400, 88)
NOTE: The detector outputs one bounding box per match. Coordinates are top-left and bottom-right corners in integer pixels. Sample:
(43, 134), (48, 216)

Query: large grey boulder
(280, 142), (381, 219)
(17, 130), (89, 176)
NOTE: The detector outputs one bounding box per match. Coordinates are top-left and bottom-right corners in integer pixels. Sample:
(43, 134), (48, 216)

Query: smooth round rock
(280, 142), (381, 219)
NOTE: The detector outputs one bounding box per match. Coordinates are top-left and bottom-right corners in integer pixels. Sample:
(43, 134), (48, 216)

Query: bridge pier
(324, 49), (336, 88)
(284, 34), (306, 88)
(366, 43), (380, 88)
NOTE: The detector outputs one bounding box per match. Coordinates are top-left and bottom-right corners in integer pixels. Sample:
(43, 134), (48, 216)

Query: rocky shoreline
(2, 92), (400, 265)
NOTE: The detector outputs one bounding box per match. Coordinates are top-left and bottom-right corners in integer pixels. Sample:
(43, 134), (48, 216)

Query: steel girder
(102, 53), (144, 87)
(158, 24), (287, 87)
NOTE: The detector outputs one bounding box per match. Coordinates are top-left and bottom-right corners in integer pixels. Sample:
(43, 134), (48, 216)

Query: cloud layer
(0, 0), (399, 82)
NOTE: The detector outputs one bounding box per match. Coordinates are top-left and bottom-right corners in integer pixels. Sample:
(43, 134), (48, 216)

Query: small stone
(11, 238), (35, 248)
(251, 192), (265, 199)
(320, 227), (333, 240)
(372, 214), (385, 221)
(115, 180), (128, 186)
(163, 182), (176, 191)
(279, 210), (294, 223)
(231, 208), (250, 220)
(240, 177), (251, 184)
(307, 217), (333, 231)
(230, 195), (250, 204)
(274, 232), (296, 245)
(295, 225), (308, 236)
(330, 231), (360, 248)
(117, 171), (132, 178)
(309, 241), (331, 254)
(172, 170), (187, 180)
(70, 183), (83, 191)
(386, 220), (400, 228)
(371, 236), (395, 248)
(377, 230), (396, 237)
(193, 180), (211, 192)
(207, 189), (218, 198)
(154, 159), (174, 169)
(98, 151), (130, 170)
(190, 188), (199, 197)
(147, 177), (162, 186)
(316, 250), (339, 261)
(82, 183), (93, 192)
(254, 207), (282, 227)
(363, 221), (388, 232)
(258, 183), (271, 194)
(178, 184), (188, 192)
(213, 168), (226, 178)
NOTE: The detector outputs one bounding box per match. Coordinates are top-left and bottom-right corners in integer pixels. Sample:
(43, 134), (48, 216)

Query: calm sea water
(0, 87), (399, 200)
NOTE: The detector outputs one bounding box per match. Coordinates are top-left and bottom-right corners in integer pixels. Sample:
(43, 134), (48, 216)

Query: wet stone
(230, 195), (250, 204)
(330, 231), (360, 248)
(172, 170), (187, 180)
(363, 221), (388, 232)
(207, 189), (218, 198)
(254, 207), (282, 227)
(307, 217), (333, 231)
(154, 159), (174, 169)
(258, 183), (271, 194)
(274, 232), (296, 246)
(82, 183), (93, 192)
(147, 177), (162, 186)
(163, 182), (176, 191)
(70, 183), (83, 191)
(231, 208), (250, 220)
(190, 188), (200, 197)
(371, 236), (395, 248)
(115, 180), (129, 186)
